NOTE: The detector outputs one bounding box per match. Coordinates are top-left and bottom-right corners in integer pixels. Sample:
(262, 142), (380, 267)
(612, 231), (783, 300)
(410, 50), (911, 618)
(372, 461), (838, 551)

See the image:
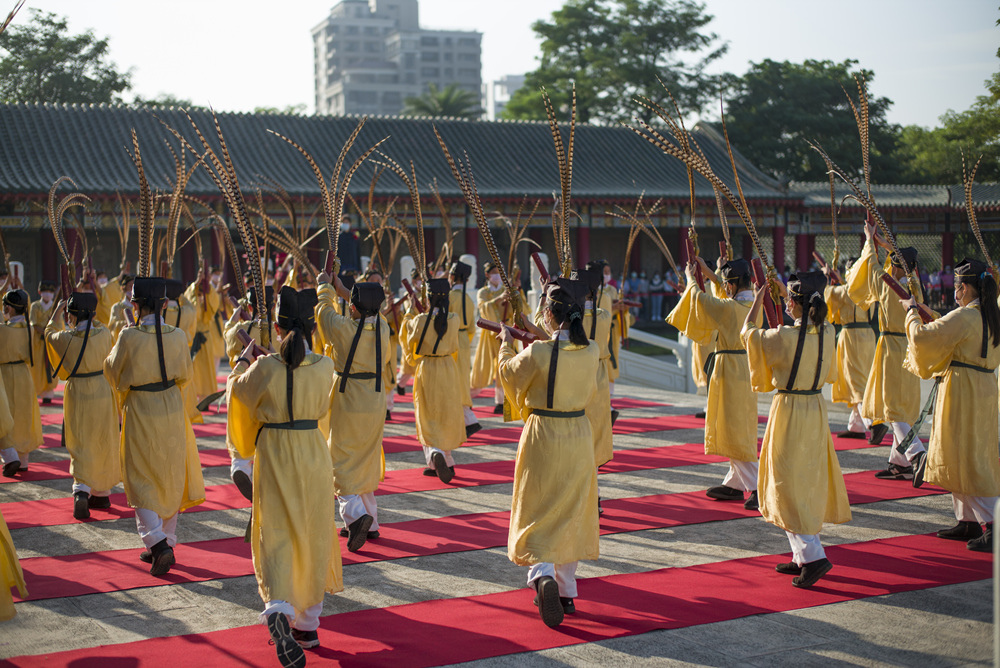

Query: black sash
(335, 371), (377, 380)
(880, 331), (905, 338)
(70, 370), (104, 379)
(532, 409), (586, 418)
(130, 380), (176, 392)
(1, 360), (24, 365)
(949, 360), (993, 374)
(842, 322), (872, 330)
(262, 420), (319, 430)
(777, 389), (822, 396)
(704, 349), (746, 383)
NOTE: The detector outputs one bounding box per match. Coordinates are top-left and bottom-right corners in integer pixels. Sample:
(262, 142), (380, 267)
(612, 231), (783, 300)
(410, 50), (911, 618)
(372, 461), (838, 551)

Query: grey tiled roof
(788, 181), (951, 209)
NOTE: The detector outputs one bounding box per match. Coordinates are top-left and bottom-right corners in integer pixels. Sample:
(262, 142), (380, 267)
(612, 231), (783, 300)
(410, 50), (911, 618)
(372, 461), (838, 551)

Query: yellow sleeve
(741, 322), (776, 393)
(497, 340), (531, 421)
(845, 238), (880, 309)
(904, 307), (964, 379)
(228, 361), (266, 459)
(665, 283), (697, 333)
(824, 285), (846, 325)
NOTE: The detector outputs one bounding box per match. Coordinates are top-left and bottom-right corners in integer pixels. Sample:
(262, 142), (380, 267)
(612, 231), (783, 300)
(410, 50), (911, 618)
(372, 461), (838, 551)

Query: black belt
(420, 354), (449, 357)
(71, 370), (104, 379)
(715, 349), (746, 355)
(777, 389), (822, 396)
(1, 360), (24, 365)
(334, 371), (377, 380)
(262, 420), (319, 430)
(532, 409), (586, 418)
(842, 323), (872, 330)
(130, 380), (176, 392)
(880, 331), (905, 338)
(950, 360), (993, 374)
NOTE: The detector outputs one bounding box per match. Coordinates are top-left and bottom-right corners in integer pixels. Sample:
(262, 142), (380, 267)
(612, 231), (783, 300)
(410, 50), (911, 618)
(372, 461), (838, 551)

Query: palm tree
(402, 83), (481, 120)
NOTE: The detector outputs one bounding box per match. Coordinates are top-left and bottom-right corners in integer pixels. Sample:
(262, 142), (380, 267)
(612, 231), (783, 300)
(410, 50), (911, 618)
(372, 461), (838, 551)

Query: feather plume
(0, 1), (23, 36)
(124, 130), (155, 277)
(962, 151), (995, 273)
(46, 177), (91, 270)
(541, 87), (576, 275)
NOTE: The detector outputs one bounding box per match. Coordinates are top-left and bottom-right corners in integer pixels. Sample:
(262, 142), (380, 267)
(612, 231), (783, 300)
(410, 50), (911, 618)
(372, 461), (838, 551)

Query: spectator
(940, 266), (954, 308)
(638, 271), (650, 320)
(649, 273), (665, 321)
(928, 269), (941, 309)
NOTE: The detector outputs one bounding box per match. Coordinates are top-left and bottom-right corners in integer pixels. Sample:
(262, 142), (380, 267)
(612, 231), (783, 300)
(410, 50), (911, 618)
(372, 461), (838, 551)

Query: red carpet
(0, 449), (232, 486)
(6, 533), (987, 668)
(10, 471), (945, 603)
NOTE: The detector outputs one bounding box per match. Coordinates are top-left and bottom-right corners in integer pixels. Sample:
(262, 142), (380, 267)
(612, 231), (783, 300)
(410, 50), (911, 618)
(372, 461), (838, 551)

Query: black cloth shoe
(291, 628), (320, 649)
(88, 495), (111, 510)
(267, 612), (306, 668)
(837, 430), (866, 439)
(694, 411), (706, 419)
(534, 576), (564, 628)
(867, 423), (889, 445)
(347, 514), (374, 553)
(396, 385), (406, 396)
(73, 492), (90, 520)
(968, 523), (993, 553)
(466, 422), (482, 438)
(775, 562), (800, 575)
(911, 451), (927, 488)
(706, 485), (744, 501)
(422, 468), (436, 477)
(493, 403), (504, 415)
(42, 397), (52, 405)
(743, 490), (759, 511)
(139, 549), (152, 564)
(792, 558), (832, 588)
(560, 597), (576, 614)
(232, 470), (253, 502)
(149, 538), (175, 577)
(598, 497), (604, 515)
(385, 410), (392, 422)
(937, 521), (983, 541)
(874, 464), (913, 480)
(2, 460), (20, 478)
(610, 409), (620, 426)
(367, 530), (380, 540)
(432, 451), (454, 484)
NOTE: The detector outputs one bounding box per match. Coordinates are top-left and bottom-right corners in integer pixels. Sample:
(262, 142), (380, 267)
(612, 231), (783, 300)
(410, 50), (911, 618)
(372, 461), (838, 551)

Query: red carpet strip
(5, 533), (988, 668)
(10, 471), (946, 603)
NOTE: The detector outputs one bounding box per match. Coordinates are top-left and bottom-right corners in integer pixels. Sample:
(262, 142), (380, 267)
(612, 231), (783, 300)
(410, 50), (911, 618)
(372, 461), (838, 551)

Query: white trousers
(723, 459), (758, 492)
(386, 391), (395, 411)
(953, 494), (997, 524)
(463, 406), (478, 426)
(847, 405), (866, 433)
(260, 599), (324, 632)
(397, 371), (412, 387)
(423, 446), (455, 468)
(1, 447), (19, 465)
(609, 381), (615, 397)
(72, 482), (110, 497)
(230, 455), (253, 479)
(887, 422), (925, 466)
(785, 531), (826, 566)
(339, 492), (380, 531)
(494, 383), (505, 404)
(527, 561), (578, 598)
(135, 508), (178, 549)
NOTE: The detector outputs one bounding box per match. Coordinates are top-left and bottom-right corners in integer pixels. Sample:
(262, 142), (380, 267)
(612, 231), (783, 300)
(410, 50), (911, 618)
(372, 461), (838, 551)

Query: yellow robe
(108, 300), (132, 342)
(166, 298), (202, 424)
(846, 239), (922, 424)
(228, 353), (343, 612)
(0, 320), (42, 457)
(96, 279), (124, 327)
(450, 287), (476, 406)
(104, 322), (205, 518)
(904, 305), (1000, 496)
(667, 283), (760, 462)
(825, 285), (876, 405)
(0, 510), (26, 621)
(499, 337), (600, 566)
(406, 310), (466, 451)
(582, 307), (613, 467)
(743, 320), (851, 535)
(184, 283), (222, 398)
(45, 316), (121, 492)
(28, 300), (57, 396)
(317, 283), (390, 496)
(470, 284), (506, 389)
(223, 307), (277, 367)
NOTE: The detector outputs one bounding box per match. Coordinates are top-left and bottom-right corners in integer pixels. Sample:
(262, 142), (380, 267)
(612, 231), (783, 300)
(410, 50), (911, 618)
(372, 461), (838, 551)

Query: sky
(18, 0), (1000, 128)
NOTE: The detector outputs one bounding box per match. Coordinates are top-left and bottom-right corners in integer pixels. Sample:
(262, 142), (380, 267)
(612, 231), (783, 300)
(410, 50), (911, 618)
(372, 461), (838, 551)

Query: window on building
(444, 68), (453, 79)
(443, 52), (452, 61)
(458, 38), (478, 47)
(349, 90), (378, 104)
(420, 36), (439, 47)
(404, 72), (416, 84)
(444, 37), (453, 46)
(382, 91), (401, 105)
(421, 51), (439, 62)
(457, 52), (477, 62)
(421, 67), (440, 77)
(346, 25), (359, 34)
(364, 26), (378, 35)
(458, 68), (478, 79)
(365, 41), (381, 53)
(345, 41), (359, 52)
(377, 73), (400, 83)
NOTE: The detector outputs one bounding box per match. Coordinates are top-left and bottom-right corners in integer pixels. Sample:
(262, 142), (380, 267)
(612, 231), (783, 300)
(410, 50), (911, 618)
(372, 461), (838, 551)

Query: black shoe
(598, 497), (604, 515)
(867, 423), (889, 445)
(968, 523), (993, 553)
(396, 385), (406, 396)
(874, 464), (913, 480)
(347, 514), (374, 553)
(743, 490), (759, 511)
(291, 628), (320, 649)
(139, 549), (152, 563)
(837, 430), (866, 439)
(367, 530), (380, 540)
(431, 451), (454, 484)
(706, 485), (744, 501)
(775, 562), (800, 575)
(465, 422), (482, 438)
(42, 397), (52, 405)
(694, 411), (706, 419)
(493, 403), (504, 415)
(149, 538), (175, 576)
(911, 451), (927, 488)
(2, 460), (20, 478)
(73, 492), (90, 520)
(88, 495), (111, 510)
(792, 558), (832, 588)
(610, 409), (620, 426)
(534, 576), (564, 628)
(422, 468), (437, 477)
(937, 521), (983, 541)
(232, 470), (253, 502)
(560, 597), (576, 614)
(267, 612), (306, 668)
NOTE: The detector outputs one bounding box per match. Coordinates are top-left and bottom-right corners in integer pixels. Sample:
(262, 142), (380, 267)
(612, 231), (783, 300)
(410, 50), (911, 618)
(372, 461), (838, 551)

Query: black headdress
(888, 247), (918, 273)
(416, 278), (451, 356)
(247, 284), (275, 339)
(164, 279), (186, 328)
(276, 286), (318, 422)
(449, 260), (471, 327)
(3, 289), (32, 367)
(544, 277), (587, 408)
(955, 257), (992, 358)
(785, 271), (828, 392)
(132, 277), (168, 386)
(720, 259), (751, 286)
(37, 279), (57, 294)
(53, 292), (98, 378)
(571, 268), (603, 340)
(339, 282), (386, 394)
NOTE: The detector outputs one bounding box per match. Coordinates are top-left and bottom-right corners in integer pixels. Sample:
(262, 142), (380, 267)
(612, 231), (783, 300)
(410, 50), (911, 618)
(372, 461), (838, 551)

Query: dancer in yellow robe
(185, 275), (221, 399)
(0, 508), (26, 622)
(29, 279), (58, 402)
(846, 219), (926, 478)
(394, 269), (420, 394)
(824, 259), (876, 438)
(0, 290), (43, 477)
(95, 270), (125, 326)
(45, 293), (121, 520)
(742, 271), (850, 588)
(108, 275), (135, 342)
(667, 257), (761, 509)
(449, 261), (482, 437)
(405, 278), (466, 481)
(104, 277), (204, 577)
(903, 258), (1000, 552)
(471, 262), (508, 413)
(228, 285), (340, 662)
(165, 279), (203, 426)
(316, 275), (389, 553)
(499, 277), (599, 628)
(575, 268), (613, 468)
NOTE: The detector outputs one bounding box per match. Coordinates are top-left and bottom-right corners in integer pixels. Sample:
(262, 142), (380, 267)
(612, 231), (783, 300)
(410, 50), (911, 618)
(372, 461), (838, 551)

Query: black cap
(276, 286), (317, 332)
(889, 247), (918, 272)
(571, 268), (602, 295)
(449, 260), (471, 281)
(248, 285), (275, 310)
(132, 277), (166, 311)
(428, 278), (450, 296)
(549, 277), (588, 308)
(409, 266), (421, 279)
(164, 279), (185, 301)
(351, 282), (385, 315)
(2, 289), (29, 311)
(720, 259), (751, 283)
(67, 292), (98, 317)
(585, 259), (609, 272)
(37, 280), (57, 292)
(787, 271), (827, 299)
(955, 258), (993, 280)
(483, 260), (499, 274)
(339, 271), (356, 292)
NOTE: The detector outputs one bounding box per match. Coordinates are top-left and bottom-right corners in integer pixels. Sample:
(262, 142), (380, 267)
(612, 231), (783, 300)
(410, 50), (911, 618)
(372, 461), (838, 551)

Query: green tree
(721, 59), (901, 183)
(133, 93), (196, 109)
(502, 0), (726, 124)
(402, 83), (481, 119)
(0, 9), (131, 104)
(254, 103), (307, 115)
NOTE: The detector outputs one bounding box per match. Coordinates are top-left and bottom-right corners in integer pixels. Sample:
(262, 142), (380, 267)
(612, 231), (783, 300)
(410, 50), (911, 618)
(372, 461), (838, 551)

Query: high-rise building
(482, 74), (525, 120)
(313, 0), (482, 117)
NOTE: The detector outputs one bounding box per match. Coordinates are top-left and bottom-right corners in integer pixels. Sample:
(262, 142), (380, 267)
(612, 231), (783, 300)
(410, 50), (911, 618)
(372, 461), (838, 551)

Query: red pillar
(40, 230), (57, 282)
(742, 234), (753, 262)
(942, 231), (954, 271)
(577, 226), (590, 268)
(772, 225), (786, 274)
(679, 228), (690, 264)
(795, 233), (810, 272)
(181, 230), (196, 284)
(423, 228), (435, 273)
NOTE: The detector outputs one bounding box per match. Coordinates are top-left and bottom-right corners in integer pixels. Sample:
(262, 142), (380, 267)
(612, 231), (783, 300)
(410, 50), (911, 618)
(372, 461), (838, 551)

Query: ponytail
(279, 327), (307, 371)
(980, 273), (1000, 349)
(786, 290), (827, 391)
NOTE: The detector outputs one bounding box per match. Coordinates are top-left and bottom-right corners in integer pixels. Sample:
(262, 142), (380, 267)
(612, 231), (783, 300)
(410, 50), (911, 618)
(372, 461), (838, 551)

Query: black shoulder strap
(546, 338), (559, 409)
(339, 318), (366, 393)
(415, 313), (433, 357)
(67, 319), (92, 379)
